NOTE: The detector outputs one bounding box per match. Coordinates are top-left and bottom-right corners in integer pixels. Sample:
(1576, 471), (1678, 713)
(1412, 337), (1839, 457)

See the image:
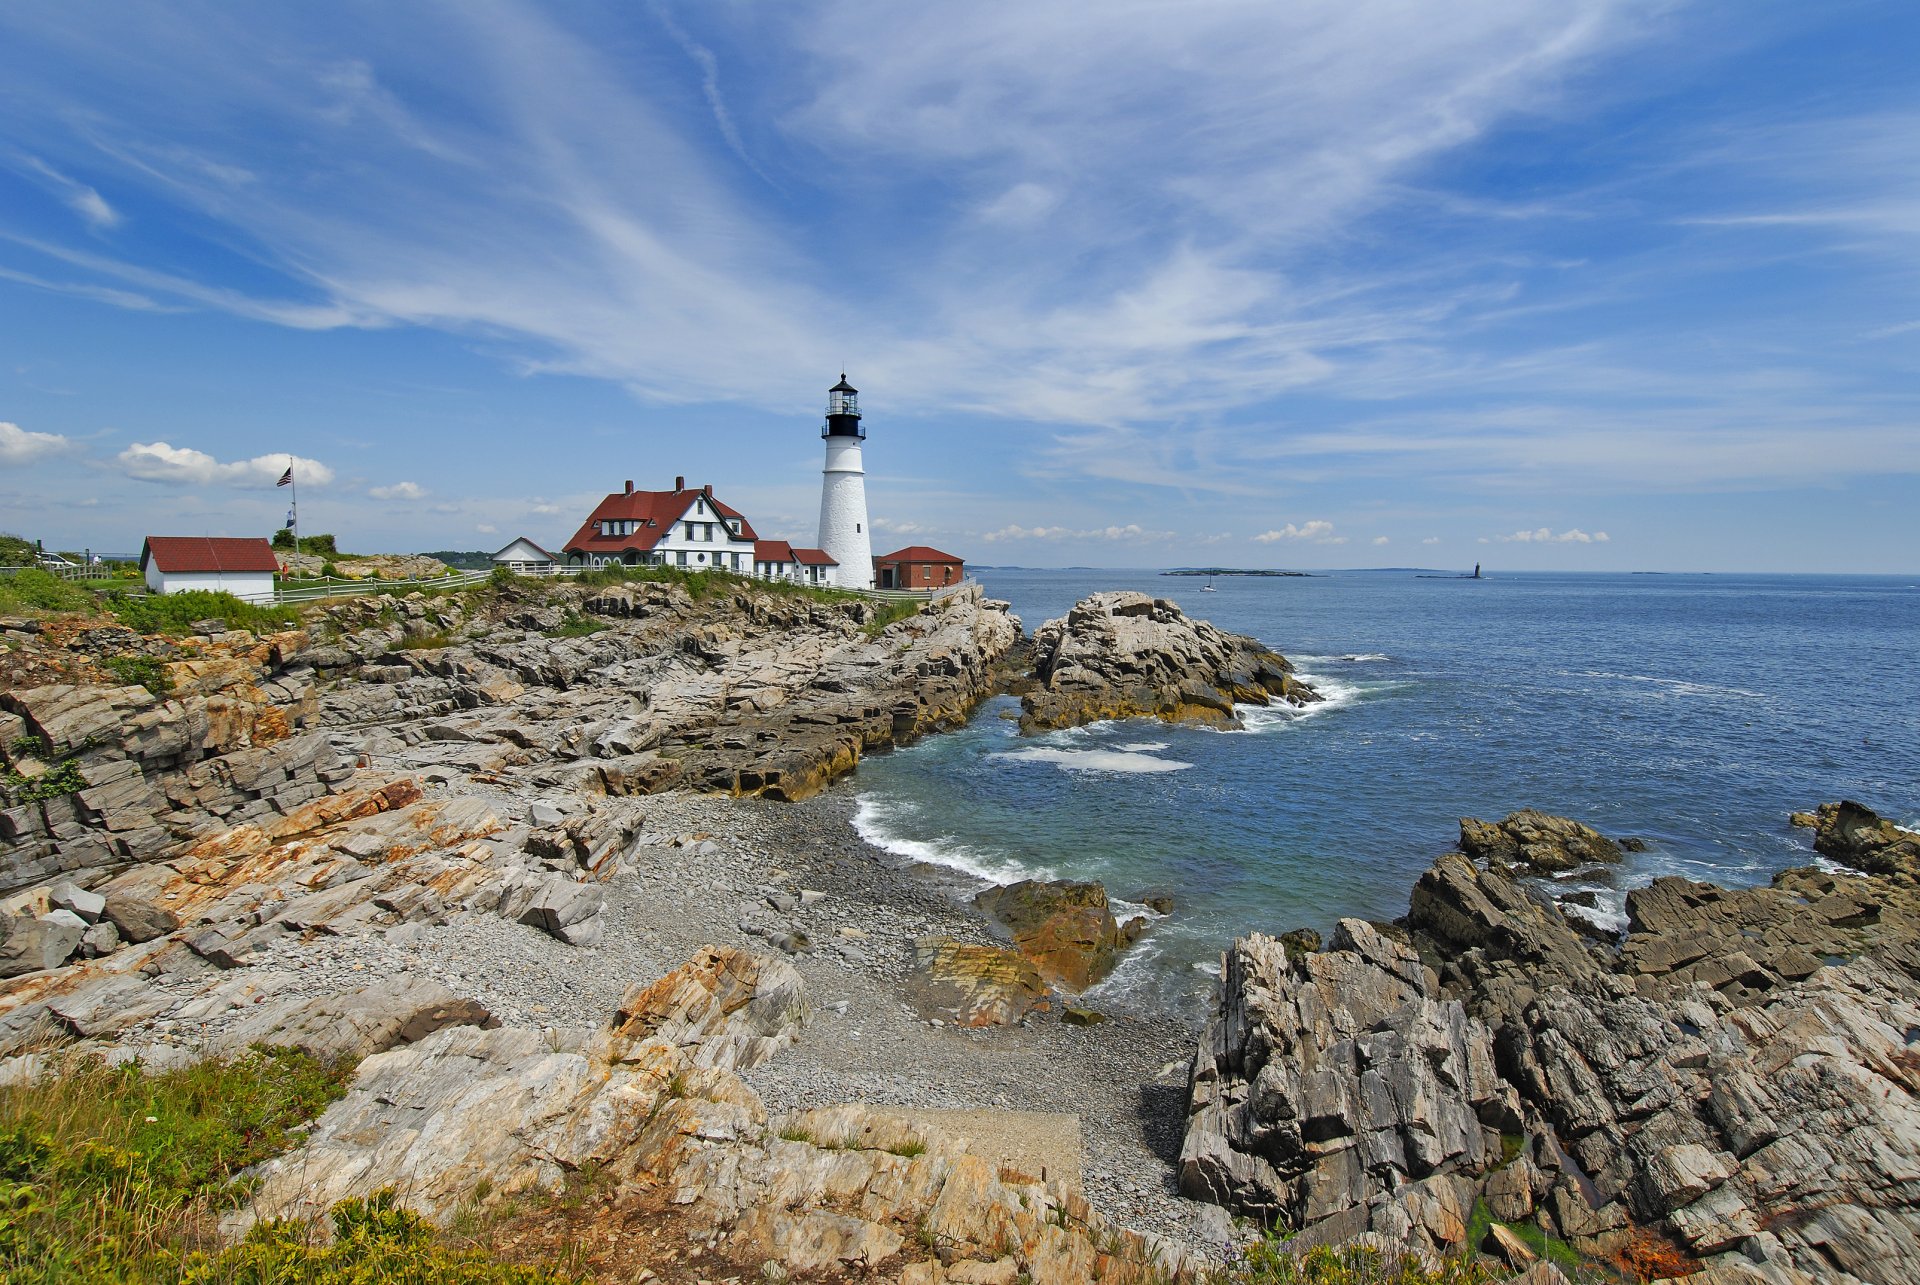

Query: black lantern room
(823, 374), (864, 439)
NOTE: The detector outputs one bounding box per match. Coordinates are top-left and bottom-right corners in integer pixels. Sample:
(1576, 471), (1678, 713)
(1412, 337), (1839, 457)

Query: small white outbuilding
(489, 537), (558, 574)
(140, 536), (280, 601)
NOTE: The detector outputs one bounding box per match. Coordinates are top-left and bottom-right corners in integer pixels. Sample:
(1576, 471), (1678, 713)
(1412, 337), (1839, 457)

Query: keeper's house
(140, 536), (279, 600)
(563, 478), (762, 573)
(874, 545), (964, 590)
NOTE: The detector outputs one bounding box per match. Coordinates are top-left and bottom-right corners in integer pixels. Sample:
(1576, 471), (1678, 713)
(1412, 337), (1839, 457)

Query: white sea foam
(1341, 653), (1393, 663)
(988, 746), (1194, 774)
(1561, 899), (1628, 936)
(1575, 670), (1768, 701)
(850, 794), (1053, 884)
(1115, 741), (1169, 752)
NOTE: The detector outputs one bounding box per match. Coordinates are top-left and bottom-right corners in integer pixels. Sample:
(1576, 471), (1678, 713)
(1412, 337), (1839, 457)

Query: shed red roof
(792, 547), (838, 566)
(876, 545), (963, 565)
(562, 484), (759, 557)
(141, 537), (280, 575)
(753, 539), (797, 563)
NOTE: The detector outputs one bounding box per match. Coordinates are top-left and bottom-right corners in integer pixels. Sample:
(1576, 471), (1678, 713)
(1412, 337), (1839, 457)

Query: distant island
(1161, 568), (1318, 577)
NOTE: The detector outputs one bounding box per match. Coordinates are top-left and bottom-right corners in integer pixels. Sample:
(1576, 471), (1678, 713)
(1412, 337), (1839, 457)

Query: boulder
(1020, 591), (1316, 732)
(0, 912), (83, 977)
(1807, 800), (1920, 879)
(973, 879), (1135, 991)
(47, 881), (106, 923)
(219, 977), (496, 1061)
(1458, 809), (1624, 874)
(909, 937), (1049, 1028)
(102, 891), (181, 944)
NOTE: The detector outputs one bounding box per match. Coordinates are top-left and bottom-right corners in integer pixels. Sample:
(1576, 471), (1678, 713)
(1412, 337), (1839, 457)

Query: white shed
(490, 537), (558, 574)
(140, 537), (280, 602)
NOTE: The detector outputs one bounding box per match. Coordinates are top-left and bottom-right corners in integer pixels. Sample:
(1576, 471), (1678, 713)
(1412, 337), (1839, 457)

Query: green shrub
(183, 1189), (577, 1284)
(543, 612), (607, 639)
(102, 654), (174, 697)
(0, 567), (97, 614)
(0, 756), (86, 805)
(111, 589), (298, 636)
(0, 533), (37, 567)
(272, 531), (338, 555)
(489, 564), (516, 588)
(320, 561), (340, 579)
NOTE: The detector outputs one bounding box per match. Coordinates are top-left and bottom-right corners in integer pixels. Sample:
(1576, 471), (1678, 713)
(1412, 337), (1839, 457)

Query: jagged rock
(1180, 920), (1519, 1254)
(1405, 853), (1612, 1019)
(219, 977), (496, 1061)
(1807, 800), (1920, 880)
(1458, 810), (1624, 874)
(1021, 591), (1316, 732)
(973, 879), (1137, 991)
(909, 937), (1049, 1028)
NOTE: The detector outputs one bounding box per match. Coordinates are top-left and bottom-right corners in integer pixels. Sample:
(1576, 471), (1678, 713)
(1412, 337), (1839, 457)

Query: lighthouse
(815, 374), (874, 589)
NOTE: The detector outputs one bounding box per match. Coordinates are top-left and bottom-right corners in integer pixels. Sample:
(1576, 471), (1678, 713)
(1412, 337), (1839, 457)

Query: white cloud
(0, 421), (77, 464)
(1253, 521), (1347, 545)
(116, 442), (335, 488)
(1371, 535), (1390, 546)
(20, 157), (120, 230)
(476, 522), (498, 534)
(982, 522), (1171, 543)
(872, 516), (929, 535)
(1422, 536), (1442, 545)
(369, 481), (426, 501)
(1493, 527), (1610, 543)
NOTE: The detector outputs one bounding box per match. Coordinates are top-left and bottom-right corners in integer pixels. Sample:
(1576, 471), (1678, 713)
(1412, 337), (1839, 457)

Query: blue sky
(1, 1), (1915, 571)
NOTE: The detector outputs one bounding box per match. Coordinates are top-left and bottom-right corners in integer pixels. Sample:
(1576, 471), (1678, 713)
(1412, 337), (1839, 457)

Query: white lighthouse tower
(816, 374), (874, 590)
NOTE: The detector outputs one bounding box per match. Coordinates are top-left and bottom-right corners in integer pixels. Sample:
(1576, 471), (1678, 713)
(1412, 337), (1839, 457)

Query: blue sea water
(850, 569), (1920, 1013)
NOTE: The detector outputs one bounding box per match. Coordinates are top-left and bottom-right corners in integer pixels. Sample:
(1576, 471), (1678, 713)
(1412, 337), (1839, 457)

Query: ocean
(849, 569), (1920, 1014)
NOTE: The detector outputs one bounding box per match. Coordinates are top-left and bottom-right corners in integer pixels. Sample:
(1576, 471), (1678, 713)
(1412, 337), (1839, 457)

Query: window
(856, 523), (862, 533)
(676, 552), (687, 567)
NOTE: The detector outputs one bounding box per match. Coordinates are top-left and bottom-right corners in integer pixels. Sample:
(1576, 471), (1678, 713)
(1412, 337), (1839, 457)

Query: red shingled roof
(754, 539), (797, 563)
(876, 545), (963, 565)
(141, 536), (279, 575)
(562, 484), (759, 557)
(792, 547), (837, 566)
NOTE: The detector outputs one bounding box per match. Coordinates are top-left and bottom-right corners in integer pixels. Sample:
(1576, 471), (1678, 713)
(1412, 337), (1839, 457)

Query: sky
(1, 1), (1916, 572)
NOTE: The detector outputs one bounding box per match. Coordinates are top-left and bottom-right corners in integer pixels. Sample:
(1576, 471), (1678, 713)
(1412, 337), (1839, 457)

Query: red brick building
(874, 545), (964, 590)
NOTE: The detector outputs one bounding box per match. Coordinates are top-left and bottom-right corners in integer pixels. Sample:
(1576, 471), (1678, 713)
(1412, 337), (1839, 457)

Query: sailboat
(1201, 568), (1217, 591)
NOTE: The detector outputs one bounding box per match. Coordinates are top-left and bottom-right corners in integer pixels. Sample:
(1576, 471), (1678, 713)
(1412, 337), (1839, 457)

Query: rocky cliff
(1181, 804), (1920, 1284)
(1021, 591), (1316, 732)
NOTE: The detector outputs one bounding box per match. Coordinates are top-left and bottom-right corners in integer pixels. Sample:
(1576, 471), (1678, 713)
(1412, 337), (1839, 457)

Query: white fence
(257, 566), (972, 607)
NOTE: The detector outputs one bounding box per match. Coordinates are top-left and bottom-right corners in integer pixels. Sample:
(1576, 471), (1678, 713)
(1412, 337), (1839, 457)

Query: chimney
(675, 475), (685, 492)
(624, 480), (634, 495)
(703, 483), (713, 497)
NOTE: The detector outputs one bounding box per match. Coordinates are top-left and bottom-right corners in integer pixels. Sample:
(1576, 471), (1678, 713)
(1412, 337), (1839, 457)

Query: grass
(1460, 1198), (1585, 1278)
(0, 1047), (353, 1283)
(1, 754), (87, 805)
(103, 654), (175, 697)
(1220, 1240), (1502, 1285)
(543, 612), (608, 639)
(0, 1048), (578, 1285)
(887, 1140), (928, 1158)
(0, 566), (101, 615)
(861, 596), (923, 638)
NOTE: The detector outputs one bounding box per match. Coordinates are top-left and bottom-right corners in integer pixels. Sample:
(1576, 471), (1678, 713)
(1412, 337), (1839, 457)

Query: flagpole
(289, 457), (300, 560)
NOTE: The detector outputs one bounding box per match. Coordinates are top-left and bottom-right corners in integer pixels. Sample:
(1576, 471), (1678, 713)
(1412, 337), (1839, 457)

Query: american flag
(276, 466), (293, 487)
